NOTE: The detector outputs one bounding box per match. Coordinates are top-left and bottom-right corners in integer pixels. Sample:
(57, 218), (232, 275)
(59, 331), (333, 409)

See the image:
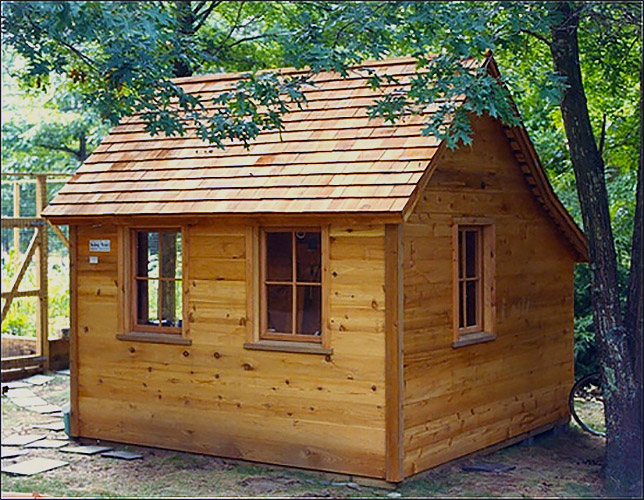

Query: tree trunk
(625, 88), (643, 397)
(78, 132), (88, 163)
(549, 3), (642, 496)
(172, 1), (195, 77)
(160, 232), (177, 325)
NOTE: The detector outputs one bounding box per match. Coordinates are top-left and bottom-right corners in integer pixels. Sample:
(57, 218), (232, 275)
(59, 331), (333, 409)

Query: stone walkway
(1, 373), (141, 477)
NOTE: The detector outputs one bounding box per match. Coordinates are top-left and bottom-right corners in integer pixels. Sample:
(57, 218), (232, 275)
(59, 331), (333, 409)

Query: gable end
(403, 54), (588, 262)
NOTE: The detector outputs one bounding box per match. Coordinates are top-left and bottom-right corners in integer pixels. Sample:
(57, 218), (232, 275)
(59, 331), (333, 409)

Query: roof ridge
(170, 54), (429, 85)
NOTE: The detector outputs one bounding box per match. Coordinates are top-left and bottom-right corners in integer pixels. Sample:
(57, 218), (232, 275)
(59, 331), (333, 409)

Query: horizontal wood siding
(402, 115), (575, 477)
(75, 222), (386, 478)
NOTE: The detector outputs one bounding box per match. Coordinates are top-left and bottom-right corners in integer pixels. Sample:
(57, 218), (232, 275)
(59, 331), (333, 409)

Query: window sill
(452, 331), (497, 349)
(244, 340), (333, 356)
(116, 332), (192, 346)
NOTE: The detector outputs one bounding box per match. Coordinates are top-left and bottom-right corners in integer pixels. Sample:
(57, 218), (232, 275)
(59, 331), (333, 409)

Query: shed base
(403, 416), (571, 482)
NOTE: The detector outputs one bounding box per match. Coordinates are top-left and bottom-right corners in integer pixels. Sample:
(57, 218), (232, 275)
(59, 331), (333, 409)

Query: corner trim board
(384, 224), (404, 482)
(69, 224), (80, 437)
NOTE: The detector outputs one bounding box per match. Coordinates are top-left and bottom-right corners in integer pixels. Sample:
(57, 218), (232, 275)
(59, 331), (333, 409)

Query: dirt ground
(2, 373), (608, 498)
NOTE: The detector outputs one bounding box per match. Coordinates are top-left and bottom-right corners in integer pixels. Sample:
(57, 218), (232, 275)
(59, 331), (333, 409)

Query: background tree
(1, 1), (641, 495)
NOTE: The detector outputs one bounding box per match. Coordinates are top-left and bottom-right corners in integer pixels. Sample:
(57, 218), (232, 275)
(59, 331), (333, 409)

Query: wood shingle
(43, 57), (444, 218)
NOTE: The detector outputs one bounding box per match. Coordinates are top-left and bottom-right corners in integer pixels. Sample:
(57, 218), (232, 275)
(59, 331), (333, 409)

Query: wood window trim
(117, 226), (191, 346)
(244, 340), (332, 356)
(451, 217), (496, 348)
(451, 331), (497, 348)
(245, 224), (331, 353)
(116, 331), (192, 346)
(457, 226), (483, 334)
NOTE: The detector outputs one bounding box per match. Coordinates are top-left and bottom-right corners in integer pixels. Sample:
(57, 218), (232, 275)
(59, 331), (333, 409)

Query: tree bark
(625, 86), (643, 398)
(78, 132), (88, 163)
(173, 1), (196, 77)
(549, 3), (642, 496)
(160, 232), (177, 325)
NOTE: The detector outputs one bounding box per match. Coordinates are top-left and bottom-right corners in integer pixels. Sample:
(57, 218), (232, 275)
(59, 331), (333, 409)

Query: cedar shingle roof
(44, 56), (449, 217)
(41, 54), (588, 261)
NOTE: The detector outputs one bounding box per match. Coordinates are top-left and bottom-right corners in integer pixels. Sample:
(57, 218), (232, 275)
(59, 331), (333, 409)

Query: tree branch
(227, 32), (284, 49)
(598, 113), (607, 159)
(194, 1), (223, 31)
(519, 28), (552, 46)
(192, 0), (209, 17)
(625, 66), (643, 394)
(586, 5), (643, 29)
(23, 10), (98, 72)
(213, 1), (246, 49)
(34, 142), (82, 161)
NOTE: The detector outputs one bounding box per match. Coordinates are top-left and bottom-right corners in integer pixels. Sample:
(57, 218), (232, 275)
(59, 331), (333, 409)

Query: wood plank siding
(73, 221), (388, 478)
(401, 114), (576, 477)
(46, 54), (587, 482)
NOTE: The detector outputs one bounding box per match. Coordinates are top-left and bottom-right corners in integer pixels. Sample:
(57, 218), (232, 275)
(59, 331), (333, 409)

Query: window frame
(245, 224), (331, 354)
(452, 217), (496, 348)
(117, 225), (190, 345)
(260, 227), (324, 343)
(457, 225), (483, 334)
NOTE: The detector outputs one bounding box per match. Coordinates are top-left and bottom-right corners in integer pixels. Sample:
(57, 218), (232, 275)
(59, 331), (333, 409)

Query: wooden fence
(1, 172), (71, 380)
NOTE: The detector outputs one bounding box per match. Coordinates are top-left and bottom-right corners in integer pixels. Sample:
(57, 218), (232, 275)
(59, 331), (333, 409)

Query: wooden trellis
(1, 172), (71, 379)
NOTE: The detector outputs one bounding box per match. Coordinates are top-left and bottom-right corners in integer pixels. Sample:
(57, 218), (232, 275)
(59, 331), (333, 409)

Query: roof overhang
(42, 53), (587, 262)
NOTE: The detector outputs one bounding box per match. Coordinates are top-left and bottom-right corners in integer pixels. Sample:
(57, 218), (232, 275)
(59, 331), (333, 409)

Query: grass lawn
(2, 373), (607, 498)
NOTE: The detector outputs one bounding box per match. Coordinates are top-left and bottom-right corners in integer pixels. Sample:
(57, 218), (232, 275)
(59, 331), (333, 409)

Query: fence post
(13, 182), (20, 254)
(35, 174), (49, 370)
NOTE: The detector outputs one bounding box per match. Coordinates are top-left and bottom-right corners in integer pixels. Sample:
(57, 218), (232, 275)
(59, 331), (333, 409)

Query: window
(453, 219), (496, 347)
(457, 227), (482, 333)
(132, 229), (182, 334)
(261, 230), (322, 343)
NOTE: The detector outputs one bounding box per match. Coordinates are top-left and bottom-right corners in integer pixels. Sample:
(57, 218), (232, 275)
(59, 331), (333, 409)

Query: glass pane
(466, 280), (478, 327)
(296, 285), (321, 335)
(266, 285), (292, 333)
(266, 232), (292, 281)
(160, 279), (181, 328)
(458, 230), (464, 279)
(137, 279), (159, 326)
(296, 232), (321, 283)
(136, 232), (149, 277)
(143, 232), (159, 278)
(465, 230), (478, 278)
(160, 232), (180, 279)
(175, 232), (182, 278)
(175, 280), (183, 327)
(458, 281), (464, 328)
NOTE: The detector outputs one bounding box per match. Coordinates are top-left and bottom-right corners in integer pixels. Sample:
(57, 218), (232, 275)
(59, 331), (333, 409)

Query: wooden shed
(43, 54), (587, 482)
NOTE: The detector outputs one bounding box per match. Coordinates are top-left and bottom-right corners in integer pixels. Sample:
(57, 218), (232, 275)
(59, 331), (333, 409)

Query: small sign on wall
(89, 239), (111, 252)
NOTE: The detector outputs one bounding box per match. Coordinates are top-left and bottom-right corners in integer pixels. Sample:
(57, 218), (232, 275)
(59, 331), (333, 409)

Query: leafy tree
(284, 4), (644, 493)
(1, 1), (641, 495)
(0, 1), (312, 147)
(1, 46), (104, 171)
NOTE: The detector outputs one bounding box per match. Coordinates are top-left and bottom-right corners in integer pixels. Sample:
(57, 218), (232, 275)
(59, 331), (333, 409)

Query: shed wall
(74, 222), (387, 477)
(402, 115), (575, 476)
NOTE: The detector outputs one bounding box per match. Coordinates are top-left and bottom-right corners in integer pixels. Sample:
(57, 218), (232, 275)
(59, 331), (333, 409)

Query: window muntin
(133, 229), (182, 334)
(262, 230), (322, 342)
(458, 226), (482, 333)
(452, 218), (496, 347)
